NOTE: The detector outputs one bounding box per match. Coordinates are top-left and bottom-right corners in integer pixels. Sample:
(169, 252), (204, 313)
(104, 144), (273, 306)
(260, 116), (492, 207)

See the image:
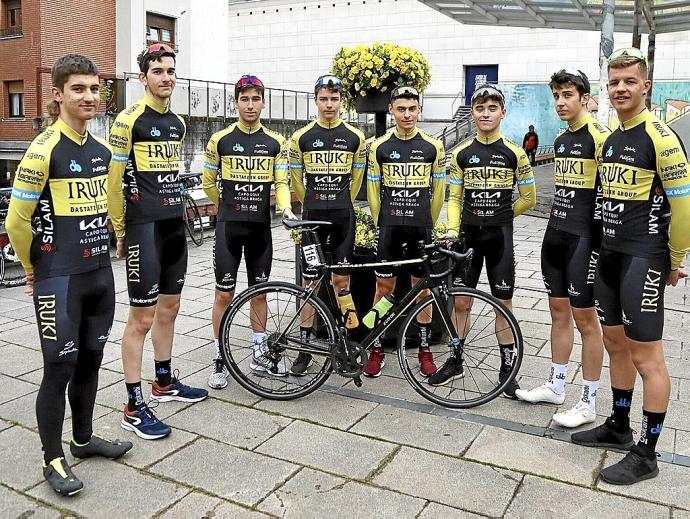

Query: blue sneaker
(120, 404), (171, 440)
(150, 371), (209, 403)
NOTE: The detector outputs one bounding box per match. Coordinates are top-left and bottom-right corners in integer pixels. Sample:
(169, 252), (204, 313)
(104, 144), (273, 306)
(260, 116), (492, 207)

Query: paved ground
(1, 210), (689, 518)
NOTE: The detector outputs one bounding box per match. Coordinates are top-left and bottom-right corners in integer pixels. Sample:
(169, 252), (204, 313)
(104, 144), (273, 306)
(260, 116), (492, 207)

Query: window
(146, 12), (175, 46)
(7, 80), (24, 118)
(1, 0), (22, 37)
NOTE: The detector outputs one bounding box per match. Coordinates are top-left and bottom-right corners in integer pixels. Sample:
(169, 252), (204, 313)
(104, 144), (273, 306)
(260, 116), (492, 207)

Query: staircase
(453, 105), (471, 121)
(433, 112), (476, 153)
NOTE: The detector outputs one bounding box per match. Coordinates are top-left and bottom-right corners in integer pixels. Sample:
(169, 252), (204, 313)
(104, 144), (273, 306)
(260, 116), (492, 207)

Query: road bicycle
(219, 220), (523, 408)
(0, 187), (28, 287)
(179, 173), (204, 246)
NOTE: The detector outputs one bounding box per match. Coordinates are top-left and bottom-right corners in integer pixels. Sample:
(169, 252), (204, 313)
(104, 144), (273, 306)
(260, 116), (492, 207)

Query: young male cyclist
(516, 70), (610, 429)
(571, 48), (690, 485)
(365, 85), (446, 378)
(433, 84), (535, 393)
(108, 44), (207, 441)
(202, 75), (293, 387)
(7, 55), (132, 495)
(289, 75), (366, 376)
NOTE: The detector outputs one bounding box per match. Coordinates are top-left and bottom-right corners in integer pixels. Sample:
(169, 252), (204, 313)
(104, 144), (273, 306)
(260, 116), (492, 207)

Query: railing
(433, 114), (475, 151)
(450, 90), (466, 119)
(0, 26), (22, 38)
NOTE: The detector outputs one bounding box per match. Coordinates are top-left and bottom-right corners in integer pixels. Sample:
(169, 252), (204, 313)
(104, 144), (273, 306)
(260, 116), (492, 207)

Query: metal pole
(206, 82), (210, 119)
(188, 79), (192, 116)
(597, 0), (615, 128)
(632, 0), (642, 48)
(223, 83), (227, 125)
(647, 29), (656, 109)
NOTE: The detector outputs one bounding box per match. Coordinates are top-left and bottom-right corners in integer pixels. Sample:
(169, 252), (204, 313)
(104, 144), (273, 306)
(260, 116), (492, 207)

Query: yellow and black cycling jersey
(367, 127), (445, 228)
(5, 118), (112, 279)
(289, 118), (366, 211)
(550, 114), (610, 237)
(599, 109), (690, 269)
(107, 94), (186, 237)
(447, 132), (535, 235)
(202, 121), (290, 223)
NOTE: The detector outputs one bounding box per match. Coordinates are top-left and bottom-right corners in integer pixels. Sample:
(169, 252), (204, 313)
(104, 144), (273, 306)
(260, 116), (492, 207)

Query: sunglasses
(143, 43), (175, 57)
(471, 85), (505, 102)
(315, 75), (343, 90)
(235, 75), (264, 90)
(390, 86), (419, 100)
(558, 68), (586, 80)
(609, 47), (647, 65)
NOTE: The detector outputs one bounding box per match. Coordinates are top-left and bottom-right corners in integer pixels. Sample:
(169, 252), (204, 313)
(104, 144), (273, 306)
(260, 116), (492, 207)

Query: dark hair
(47, 54), (99, 124)
(549, 69), (591, 96)
(235, 84), (264, 101)
(137, 48), (176, 74)
(471, 84), (505, 109)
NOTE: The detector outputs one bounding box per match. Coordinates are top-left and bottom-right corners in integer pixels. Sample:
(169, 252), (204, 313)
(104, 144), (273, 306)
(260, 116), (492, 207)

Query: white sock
(581, 379), (599, 412)
(213, 338), (220, 360)
(548, 363), (567, 394)
(253, 332), (266, 344)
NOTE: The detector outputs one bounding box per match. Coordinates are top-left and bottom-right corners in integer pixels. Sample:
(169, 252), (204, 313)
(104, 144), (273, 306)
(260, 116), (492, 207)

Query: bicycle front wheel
(183, 195), (203, 246)
(219, 281), (336, 400)
(398, 287), (523, 408)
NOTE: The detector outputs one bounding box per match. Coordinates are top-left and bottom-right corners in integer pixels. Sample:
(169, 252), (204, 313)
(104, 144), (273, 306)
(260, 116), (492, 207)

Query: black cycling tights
(36, 349), (104, 463)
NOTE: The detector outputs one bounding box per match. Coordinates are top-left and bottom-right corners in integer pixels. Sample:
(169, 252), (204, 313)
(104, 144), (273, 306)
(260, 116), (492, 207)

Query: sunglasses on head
(390, 86), (419, 100)
(143, 43), (175, 57)
(558, 68), (586, 80)
(235, 75), (264, 90)
(609, 47), (647, 65)
(315, 75), (343, 90)
(471, 85), (504, 102)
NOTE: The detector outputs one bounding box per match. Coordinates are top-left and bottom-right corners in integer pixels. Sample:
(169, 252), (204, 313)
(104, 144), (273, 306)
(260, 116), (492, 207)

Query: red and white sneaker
(418, 347), (438, 377)
(363, 348), (385, 377)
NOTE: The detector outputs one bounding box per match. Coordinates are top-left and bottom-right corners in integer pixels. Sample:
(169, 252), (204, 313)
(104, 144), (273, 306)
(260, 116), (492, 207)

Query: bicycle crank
(332, 340), (366, 378)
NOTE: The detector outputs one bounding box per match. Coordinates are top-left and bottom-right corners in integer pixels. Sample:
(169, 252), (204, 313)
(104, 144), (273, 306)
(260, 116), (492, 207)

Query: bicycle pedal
(353, 376), (362, 388)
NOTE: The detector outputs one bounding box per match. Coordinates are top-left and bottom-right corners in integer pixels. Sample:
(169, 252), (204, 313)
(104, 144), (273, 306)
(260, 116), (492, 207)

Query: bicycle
(179, 173), (204, 246)
(0, 187), (28, 287)
(218, 220), (524, 409)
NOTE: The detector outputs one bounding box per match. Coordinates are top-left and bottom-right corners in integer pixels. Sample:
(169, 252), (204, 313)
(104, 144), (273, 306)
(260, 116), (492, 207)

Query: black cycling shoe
(571, 417), (634, 450)
(43, 458), (84, 496)
(499, 370), (520, 399)
(70, 434), (133, 459)
(600, 445), (658, 485)
(290, 352), (313, 376)
(428, 355), (464, 386)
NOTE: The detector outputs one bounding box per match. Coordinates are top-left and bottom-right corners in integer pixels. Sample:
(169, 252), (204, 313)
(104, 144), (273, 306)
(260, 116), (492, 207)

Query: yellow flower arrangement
(290, 207), (377, 251)
(332, 42), (431, 109)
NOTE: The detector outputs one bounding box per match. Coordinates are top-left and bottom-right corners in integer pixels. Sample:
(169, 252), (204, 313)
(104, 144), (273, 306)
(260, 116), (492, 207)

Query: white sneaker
(515, 383), (565, 405)
(208, 359), (229, 389)
(552, 401), (596, 428)
(250, 340), (288, 377)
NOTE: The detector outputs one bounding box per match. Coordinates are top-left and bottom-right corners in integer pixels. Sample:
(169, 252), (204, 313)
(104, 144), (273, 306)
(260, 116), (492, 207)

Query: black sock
(638, 409), (666, 458)
(499, 343), (514, 373)
(155, 359), (172, 386)
(418, 322), (431, 348)
(610, 387), (634, 431)
(126, 381), (145, 412)
(300, 326), (312, 343)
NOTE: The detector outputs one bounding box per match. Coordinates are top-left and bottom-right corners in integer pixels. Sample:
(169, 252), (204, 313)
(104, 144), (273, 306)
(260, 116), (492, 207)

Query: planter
(355, 91), (390, 114)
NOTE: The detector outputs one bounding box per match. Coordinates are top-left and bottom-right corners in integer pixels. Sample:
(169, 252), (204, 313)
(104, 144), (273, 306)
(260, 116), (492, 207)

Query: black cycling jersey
(549, 115), (610, 237)
(368, 128), (445, 228)
(6, 118), (112, 280)
(202, 121), (290, 223)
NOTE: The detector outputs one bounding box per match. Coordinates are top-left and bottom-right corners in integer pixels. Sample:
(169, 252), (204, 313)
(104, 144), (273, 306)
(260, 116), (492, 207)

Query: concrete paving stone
(0, 426), (56, 490)
(18, 363), (123, 388)
(165, 398), (291, 449)
(1, 322), (41, 349)
(0, 303), (36, 321)
(259, 467), (425, 518)
(168, 314), (209, 335)
(180, 273), (211, 288)
(102, 352), (206, 381)
(0, 295), (34, 313)
(351, 404), (482, 456)
(143, 332), (212, 356)
(0, 485), (61, 519)
(663, 399), (690, 431)
(153, 437), (298, 506)
(177, 343), (217, 365)
(373, 446), (520, 517)
(0, 373), (37, 404)
(179, 368), (263, 406)
(176, 298), (212, 317)
(518, 321), (552, 341)
(95, 381), (194, 419)
(507, 475), (670, 518)
(257, 420), (395, 480)
(665, 339), (683, 359)
(599, 451), (690, 509)
(112, 302), (130, 323)
(676, 430), (690, 456)
(0, 343), (44, 377)
(667, 359), (690, 381)
(674, 511), (690, 519)
(0, 317), (32, 332)
(256, 389), (378, 430)
(181, 285), (215, 302)
(0, 418), (12, 432)
(160, 491), (270, 518)
(183, 324), (216, 342)
(351, 372), (437, 406)
(418, 503), (486, 518)
(464, 426), (603, 486)
(516, 355), (578, 383)
(29, 456), (187, 515)
(463, 386), (558, 428)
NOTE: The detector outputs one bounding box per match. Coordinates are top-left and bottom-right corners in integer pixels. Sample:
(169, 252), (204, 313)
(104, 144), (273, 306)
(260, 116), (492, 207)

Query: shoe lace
(213, 358), (226, 374)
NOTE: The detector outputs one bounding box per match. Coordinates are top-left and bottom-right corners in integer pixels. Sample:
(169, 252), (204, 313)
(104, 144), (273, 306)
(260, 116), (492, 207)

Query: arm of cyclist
(202, 134), (221, 206)
(288, 133), (306, 204)
(107, 113), (132, 240)
(445, 149), (464, 238)
(350, 132), (367, 203)
(274, 136), (295, 219)
(366, 141), (382, 226)
(513, 147), (536, 217)
(431, 141), (447, 227)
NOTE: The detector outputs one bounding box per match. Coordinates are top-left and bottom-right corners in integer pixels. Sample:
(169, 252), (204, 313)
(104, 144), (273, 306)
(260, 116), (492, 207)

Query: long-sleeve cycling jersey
(367, 127), (445, 228)
(202, 121), (290, 223)
(599, 109), (690, 269)
(549, 114), (610, 238)
(447, 132), (535, 236)
(289, 117), (365, 211)
(6, 118), (112, 278)
(107, 94), (186, 237)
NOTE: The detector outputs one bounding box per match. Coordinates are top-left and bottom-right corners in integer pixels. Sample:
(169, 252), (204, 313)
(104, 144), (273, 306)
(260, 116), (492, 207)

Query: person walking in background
(523, 124), (539, 166)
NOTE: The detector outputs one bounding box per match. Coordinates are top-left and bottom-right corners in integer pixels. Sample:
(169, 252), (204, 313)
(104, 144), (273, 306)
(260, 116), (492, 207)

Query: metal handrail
(450, 90), (466, 119)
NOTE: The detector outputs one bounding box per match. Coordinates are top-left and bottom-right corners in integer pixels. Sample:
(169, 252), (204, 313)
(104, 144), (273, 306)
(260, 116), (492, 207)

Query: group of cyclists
(4, 41), (689, 495)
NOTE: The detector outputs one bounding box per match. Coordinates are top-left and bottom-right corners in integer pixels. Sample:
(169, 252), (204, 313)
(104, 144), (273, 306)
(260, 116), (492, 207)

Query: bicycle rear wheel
(219, 281), (336, 400)
(183, 195), (204, 246)
(398, 287), (523, 408)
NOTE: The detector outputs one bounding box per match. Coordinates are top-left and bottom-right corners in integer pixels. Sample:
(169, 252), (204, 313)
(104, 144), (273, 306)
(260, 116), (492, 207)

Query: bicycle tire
(183, 195), (203, 246)
(219, 281), (336, 400)
(0, 253), (4, 285)
(397, 287), (523, 409)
